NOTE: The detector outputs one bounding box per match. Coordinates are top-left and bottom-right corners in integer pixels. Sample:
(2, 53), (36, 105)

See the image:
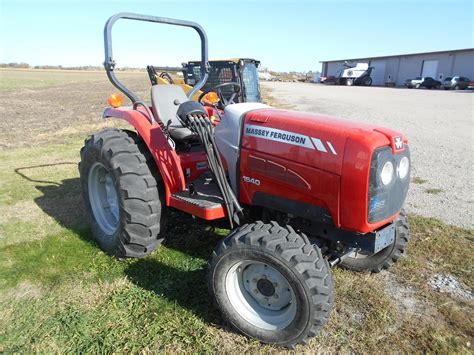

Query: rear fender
(103, 107), (185, 204)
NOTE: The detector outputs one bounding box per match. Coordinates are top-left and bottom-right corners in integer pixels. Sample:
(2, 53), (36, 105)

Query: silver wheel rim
(88, 162), (120, 235)
(225, 260), (297, 330)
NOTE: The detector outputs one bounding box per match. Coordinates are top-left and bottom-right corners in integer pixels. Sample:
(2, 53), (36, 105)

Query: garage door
(370, 60), (386, 85)
(421, 60), (438, 78)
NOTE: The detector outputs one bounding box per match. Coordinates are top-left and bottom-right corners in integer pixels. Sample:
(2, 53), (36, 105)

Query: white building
(320, 48), (474, 86)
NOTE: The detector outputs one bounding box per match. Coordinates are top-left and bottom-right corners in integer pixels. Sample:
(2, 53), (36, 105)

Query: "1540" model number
(243, 176), (261, 186)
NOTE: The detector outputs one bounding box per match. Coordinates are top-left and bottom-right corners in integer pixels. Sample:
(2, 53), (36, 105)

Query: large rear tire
(79, 128), (167, 258)
(340, 211), (410, 272)
(208, 221), (334, 348)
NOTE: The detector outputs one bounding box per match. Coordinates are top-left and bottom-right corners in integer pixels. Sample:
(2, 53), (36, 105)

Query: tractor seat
(150, 85), (197, 141)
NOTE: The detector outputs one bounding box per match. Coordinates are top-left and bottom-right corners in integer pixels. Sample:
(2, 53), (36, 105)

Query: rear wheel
(346, 78), (354, 86)
(79, 128), (167, 258)
(208, 221), (334, 347)
(340, 211), (410, 272)
(363, 77), (372, 86)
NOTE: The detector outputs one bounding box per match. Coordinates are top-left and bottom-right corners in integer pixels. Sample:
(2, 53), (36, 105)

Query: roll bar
(104, 12), (209, 103)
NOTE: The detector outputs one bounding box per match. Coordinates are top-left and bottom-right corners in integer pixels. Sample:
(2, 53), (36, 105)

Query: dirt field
(0, 69), (473, 353)
(261, 81), (474, 229)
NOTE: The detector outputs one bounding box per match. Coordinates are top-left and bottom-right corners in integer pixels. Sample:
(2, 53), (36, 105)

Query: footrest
(170, 176), (226, 220)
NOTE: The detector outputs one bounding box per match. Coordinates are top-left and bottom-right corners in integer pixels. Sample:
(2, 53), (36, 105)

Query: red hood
(243, 109), (408, 175)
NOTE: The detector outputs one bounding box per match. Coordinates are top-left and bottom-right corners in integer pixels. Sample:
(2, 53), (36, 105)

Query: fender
(103, 106), (185, 204)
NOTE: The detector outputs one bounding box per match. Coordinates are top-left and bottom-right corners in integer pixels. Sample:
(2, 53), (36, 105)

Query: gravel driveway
(262, 82), (473, 228)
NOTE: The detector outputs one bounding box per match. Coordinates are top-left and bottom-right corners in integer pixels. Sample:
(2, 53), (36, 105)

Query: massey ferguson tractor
(79, 13), (411, 348)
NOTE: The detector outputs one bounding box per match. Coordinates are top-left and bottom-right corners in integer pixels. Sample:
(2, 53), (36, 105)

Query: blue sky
(0, 0), (472, 72)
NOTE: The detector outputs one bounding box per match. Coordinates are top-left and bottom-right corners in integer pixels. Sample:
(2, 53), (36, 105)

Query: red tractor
(79, 13), (411, 347)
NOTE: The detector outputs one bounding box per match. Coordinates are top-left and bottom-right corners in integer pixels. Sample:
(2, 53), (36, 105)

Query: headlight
(368, 146), (410, 223)
(398, 156), (410, 179)
(380, 161), (394, 185)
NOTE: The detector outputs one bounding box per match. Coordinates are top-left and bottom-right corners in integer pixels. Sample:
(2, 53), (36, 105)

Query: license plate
(373, 223), (396, 253)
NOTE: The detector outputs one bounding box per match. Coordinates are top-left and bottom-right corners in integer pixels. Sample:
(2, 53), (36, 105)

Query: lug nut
(254, 289), (258, 294)
(274, 294), (279, 299)
(273, 283), (278, 287)
(252, 278), (257, 283)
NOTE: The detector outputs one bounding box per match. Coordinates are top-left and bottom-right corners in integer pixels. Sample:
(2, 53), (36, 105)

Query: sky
(0, 0), (473, 72)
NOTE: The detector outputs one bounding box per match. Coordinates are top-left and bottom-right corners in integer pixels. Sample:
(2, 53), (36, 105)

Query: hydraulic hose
(183, 111), (242, 228)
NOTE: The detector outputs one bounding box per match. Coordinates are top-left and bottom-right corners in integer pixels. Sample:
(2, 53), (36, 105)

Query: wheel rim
(88, 162), (120, 235)
(225, 260), (297, 331)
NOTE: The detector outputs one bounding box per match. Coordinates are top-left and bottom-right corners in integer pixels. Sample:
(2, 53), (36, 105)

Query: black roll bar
(103, 12), (209, 103)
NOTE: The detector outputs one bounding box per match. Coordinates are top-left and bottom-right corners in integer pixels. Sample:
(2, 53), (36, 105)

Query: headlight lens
(380, 161), (394, 185)
(398, 156), (410, 179)
(368, 146), (410, 223)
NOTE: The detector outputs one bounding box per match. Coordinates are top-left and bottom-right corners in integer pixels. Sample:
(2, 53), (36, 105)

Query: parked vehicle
(337, 62), (373, 86)
(442, 76), (471, 90)
(405, 77), (441, 89)
(81, 12), (412, 348)
(468, 81), (474, 90)
(320, 75), (338, 84)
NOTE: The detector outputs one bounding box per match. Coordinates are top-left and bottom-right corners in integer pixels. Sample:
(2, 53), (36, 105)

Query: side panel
(239, 149), (341, 226)
(103, 107), (186, 204)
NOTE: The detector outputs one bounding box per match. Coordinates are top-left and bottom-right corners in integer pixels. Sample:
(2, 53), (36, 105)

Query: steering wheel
(198, 82), (241, 108)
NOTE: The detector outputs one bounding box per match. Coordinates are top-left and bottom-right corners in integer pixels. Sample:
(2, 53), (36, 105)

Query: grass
(425, 188), (444, 195)
(1, 71), (473, 352)
(412, 176), (428, 184)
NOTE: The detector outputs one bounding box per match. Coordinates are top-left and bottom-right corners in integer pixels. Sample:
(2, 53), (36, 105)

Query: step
(170, 176), (226, 220)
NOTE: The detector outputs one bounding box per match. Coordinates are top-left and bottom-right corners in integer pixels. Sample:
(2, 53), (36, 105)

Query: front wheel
(208, 221), (334, 348)
(346, 78), (354, 86)
(340, 211), (410, 272)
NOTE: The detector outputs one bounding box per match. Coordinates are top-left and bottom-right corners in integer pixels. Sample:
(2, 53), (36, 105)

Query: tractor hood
(242, 108), (408, 176)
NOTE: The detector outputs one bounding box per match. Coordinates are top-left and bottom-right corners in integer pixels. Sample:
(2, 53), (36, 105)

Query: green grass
(412, 176), (428, 184)
(1, 137), (473, 353)
(425, 188), (444, 195)
(0, 73), (473, 352)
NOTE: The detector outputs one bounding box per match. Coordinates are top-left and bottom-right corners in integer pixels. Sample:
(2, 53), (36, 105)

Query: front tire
(346, 78), (354, 86)
(340, 211), (410, 272)
(79, 128), (167, 258)
(208, 221), (334, 347)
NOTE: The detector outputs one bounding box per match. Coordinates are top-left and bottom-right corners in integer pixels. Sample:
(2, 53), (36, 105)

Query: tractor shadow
(15, 163), (98, 248)
(15, 163), (230, 325)
(124, 213), (229, 323)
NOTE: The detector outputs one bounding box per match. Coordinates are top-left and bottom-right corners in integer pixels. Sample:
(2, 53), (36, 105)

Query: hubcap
(225, 261), (297, 330)
(88, 162), (120, 235)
